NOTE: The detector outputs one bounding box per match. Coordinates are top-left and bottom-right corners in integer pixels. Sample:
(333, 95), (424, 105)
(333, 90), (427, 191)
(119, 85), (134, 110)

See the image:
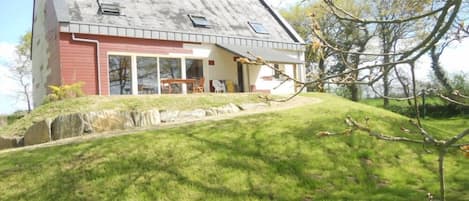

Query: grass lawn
(361, 97), (446, 108)
(0, 93), (467, 201)
(0, 93), (263, 137)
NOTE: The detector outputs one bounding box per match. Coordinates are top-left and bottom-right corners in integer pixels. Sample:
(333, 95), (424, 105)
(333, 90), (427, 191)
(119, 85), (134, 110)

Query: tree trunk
(350, 83), (359, 101)
(383, 70), (390, 107)
(382, 46), (392, 107)
(431, 46), (453, 93)
(318, 58), (326, 92)
(24, 85), (32, 113)
(393, 67), (412, 106)
(438, 149), (447, 201)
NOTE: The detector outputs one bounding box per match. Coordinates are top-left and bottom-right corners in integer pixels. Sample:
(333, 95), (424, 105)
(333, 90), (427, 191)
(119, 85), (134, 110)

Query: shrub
(45, 82), (85, 103)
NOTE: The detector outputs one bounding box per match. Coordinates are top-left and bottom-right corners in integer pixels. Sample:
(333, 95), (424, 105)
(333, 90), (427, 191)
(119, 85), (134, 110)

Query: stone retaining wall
(0, 103), (268, 150)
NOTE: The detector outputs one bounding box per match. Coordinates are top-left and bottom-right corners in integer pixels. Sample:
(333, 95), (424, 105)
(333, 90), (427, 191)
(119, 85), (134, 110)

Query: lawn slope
(0, 93), (467, 201)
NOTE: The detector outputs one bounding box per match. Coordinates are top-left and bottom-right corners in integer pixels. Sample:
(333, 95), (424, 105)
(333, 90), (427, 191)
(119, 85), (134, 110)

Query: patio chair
(212, 80), (226, 93)
(195, 77), (205, 93)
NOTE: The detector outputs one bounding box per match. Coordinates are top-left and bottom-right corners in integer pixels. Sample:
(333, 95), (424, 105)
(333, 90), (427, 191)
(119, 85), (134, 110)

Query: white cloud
(439, 40), (469, 75)
(0, 41), (27, 114)
(415, 39), (469, 81)
(0, 42), (16, 64)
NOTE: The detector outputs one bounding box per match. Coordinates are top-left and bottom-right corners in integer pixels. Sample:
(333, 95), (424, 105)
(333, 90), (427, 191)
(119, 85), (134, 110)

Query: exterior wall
(183, 43), (239, 92)
(32, 0), (62, 106)
(248, 64), (295, 94)
(207, 45), (239, 90)
(58, 33), (304, 96)
(59, 33), (192, 95)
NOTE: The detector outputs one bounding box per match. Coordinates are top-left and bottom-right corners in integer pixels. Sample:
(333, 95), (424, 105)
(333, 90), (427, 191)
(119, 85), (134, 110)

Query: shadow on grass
(0, 110), (467, 201)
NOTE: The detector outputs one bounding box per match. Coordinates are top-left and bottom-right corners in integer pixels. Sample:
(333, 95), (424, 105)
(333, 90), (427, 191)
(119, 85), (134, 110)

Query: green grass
(361, 97), (446, 108)
(0, 93), (468, 201)
(0, 93), (263, 137)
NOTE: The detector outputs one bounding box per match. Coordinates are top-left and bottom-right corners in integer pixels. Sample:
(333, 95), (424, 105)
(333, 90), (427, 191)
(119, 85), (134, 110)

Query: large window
(186, 59), (204, 79)
(137, 57), (158, 94)
(160, 58), (182, 79)
(108, 55), (205, 95)
(109, 55), (132, 95)
(160, 58), (182, 94)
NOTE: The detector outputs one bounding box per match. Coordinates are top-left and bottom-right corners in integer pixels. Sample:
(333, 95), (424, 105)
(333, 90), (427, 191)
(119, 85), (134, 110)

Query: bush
(45, 82), (85, 103)
(384, 103), (468, 118)
(363, 97), (468, 118)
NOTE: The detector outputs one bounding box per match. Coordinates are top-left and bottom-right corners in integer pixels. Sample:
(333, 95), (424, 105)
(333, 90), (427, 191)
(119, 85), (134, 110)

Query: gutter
(71, 33), (102, 95)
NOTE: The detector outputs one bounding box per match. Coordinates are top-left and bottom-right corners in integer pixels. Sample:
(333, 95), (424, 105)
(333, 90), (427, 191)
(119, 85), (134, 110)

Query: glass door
(109, 55), (132, 95)
(137, 57), (158, 94)
(159, 58), (182, 94)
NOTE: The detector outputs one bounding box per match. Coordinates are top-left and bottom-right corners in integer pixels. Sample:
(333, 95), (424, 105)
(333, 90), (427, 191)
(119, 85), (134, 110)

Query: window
(109, 55), (132, 95)
(137, 57), (158, 94)
(188, 15), (210, 28)
(160, 58), (182, 94)
(273, 64), (284, 80)
(186, 59), (204, 79)
(99, 2), (121, 16)
(248, 22), (269, 34)
(108, 55), (205, 95)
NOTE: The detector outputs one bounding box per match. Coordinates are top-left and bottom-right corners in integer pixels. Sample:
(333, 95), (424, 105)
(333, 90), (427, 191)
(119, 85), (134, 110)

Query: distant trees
(9, 32), (32, 113)
(257, 1), (469, 200)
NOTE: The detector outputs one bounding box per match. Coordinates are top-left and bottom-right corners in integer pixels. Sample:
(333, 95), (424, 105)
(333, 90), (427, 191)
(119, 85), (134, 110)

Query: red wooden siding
(59, 33), (193, 95)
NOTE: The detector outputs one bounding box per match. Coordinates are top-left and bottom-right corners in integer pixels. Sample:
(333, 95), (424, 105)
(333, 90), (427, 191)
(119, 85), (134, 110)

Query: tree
(9, 32), (32, 113)
(283, 0), (374, 100)
(243, 0), (468, 200)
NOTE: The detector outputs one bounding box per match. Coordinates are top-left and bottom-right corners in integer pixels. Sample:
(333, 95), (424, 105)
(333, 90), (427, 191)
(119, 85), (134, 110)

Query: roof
(51, 0), (304, 49)
(216, 44), (303, 64)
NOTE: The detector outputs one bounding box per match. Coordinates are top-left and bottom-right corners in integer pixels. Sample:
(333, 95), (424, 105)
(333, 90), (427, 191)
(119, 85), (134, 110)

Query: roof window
(248, 22), (269, 34)
(98, 2), (121, 16)
(188, 15), (210, 28)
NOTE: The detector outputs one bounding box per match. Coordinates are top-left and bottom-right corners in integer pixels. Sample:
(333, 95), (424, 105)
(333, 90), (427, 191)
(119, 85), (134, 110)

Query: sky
(0, 0), (467, 114)
(0, 1), (33, 115)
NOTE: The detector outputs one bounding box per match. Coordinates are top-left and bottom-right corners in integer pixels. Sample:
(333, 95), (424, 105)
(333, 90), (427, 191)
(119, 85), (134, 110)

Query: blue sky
(0, 0), (467, 115)
(0, 1), (33, 43)
(0, 1), (33, 115)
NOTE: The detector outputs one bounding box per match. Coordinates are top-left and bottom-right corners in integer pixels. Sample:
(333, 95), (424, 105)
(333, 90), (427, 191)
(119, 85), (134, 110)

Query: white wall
(249, 64), (296, 94)
(169, 43), (304, 94)
(183, 43), (239, 92)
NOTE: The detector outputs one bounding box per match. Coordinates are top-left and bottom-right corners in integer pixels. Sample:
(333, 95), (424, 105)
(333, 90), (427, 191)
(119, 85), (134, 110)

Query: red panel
(59, 33), (193, 95)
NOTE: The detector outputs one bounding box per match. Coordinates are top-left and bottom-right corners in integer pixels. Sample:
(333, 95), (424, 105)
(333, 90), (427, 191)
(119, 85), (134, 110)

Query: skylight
(248, 22), (269, 34)
(188, 15), (210, 28)
(99, 2), (121, 16)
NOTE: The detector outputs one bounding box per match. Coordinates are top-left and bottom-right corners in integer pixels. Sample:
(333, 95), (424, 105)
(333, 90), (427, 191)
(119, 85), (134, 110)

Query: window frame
(99, 3), (121, 16)
(188, 14), (211, 28)
(248, 22), (269, 34)
(107, 52), (206, 95)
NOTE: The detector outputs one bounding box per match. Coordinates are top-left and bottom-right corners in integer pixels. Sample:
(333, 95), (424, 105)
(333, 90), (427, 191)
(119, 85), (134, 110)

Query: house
(32, 0), (306, 106)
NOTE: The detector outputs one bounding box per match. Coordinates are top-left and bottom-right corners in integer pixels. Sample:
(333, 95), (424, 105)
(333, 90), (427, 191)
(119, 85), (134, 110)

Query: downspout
(72, 33), (102, 95)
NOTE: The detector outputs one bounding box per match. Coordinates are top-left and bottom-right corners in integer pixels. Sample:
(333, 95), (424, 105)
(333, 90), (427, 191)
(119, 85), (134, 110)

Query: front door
(237, 62), (244, 92)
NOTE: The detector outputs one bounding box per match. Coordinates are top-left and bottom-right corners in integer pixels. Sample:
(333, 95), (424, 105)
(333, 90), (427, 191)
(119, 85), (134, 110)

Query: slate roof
(53, 0), (304, 45)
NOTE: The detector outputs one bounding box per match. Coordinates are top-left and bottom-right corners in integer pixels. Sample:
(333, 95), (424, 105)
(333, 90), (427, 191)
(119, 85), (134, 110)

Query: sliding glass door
(137, 57), (158, 94)
(160, 58), (182, 94)
(109, 55), (203, 95)
(109, 55), (132, 95)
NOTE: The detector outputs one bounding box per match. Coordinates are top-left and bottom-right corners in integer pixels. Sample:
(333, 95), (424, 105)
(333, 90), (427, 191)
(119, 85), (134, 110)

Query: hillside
(0, 93), (468, 201)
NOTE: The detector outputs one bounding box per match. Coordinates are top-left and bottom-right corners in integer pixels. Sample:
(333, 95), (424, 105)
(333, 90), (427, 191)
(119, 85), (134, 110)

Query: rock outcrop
(0, 136), (23, 150)
(87, 110), (134, 133)
(132, 109), (161, 127)
(0, 102), (269, 151)
(51, 114), (90, 140)
(24, 119), (52, 146)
